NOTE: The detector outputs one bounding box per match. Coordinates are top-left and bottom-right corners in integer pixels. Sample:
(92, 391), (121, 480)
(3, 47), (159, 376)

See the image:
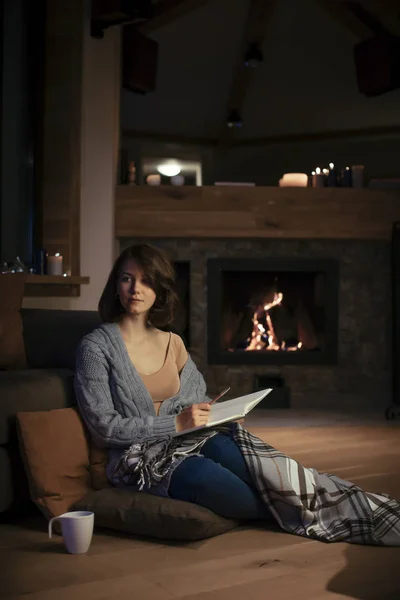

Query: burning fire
(245, 292), (303, 352)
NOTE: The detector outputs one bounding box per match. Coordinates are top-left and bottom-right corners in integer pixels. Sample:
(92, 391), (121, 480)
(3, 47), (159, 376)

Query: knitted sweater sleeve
(74, 342), (177, 448)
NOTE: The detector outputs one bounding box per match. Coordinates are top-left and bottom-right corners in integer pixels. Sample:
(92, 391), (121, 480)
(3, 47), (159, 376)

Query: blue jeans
(169, 433), (270, 520)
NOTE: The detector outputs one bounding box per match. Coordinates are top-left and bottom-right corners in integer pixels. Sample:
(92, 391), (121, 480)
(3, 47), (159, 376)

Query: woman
(74, 243), (270, 521)
(75, 244), (400, 545)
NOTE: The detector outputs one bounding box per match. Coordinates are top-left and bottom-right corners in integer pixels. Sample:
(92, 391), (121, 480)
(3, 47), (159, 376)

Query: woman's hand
(175, 403), (211, 433)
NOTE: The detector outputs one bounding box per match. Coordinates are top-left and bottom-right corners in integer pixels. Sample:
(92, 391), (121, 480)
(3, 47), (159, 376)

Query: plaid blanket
(111, 430), (218, 490)
(114, 423), (400, 546)
(233, 424), (400, 546)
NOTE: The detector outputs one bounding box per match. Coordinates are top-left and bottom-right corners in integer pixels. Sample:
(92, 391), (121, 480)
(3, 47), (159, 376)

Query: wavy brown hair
(98, 244), (178, 327)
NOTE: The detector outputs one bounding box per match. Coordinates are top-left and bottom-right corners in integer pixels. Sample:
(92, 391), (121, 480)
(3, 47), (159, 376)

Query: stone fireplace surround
(119, 236), (391, 413)
(116, 186), (400, 413)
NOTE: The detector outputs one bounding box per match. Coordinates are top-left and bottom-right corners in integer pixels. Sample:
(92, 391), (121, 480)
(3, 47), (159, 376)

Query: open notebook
(173, 388), (272, 438)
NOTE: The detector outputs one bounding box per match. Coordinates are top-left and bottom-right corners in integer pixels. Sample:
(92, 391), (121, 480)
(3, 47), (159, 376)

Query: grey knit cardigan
(74, 323), (209, 449)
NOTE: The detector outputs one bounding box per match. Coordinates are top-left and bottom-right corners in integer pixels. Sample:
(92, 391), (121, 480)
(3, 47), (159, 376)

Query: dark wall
(212, 136), (400, 187)
(0, 0), (44, 265)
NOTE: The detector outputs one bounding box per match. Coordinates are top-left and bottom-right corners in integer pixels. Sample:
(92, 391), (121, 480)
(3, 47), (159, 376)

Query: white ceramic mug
(48, 511), (94, 554)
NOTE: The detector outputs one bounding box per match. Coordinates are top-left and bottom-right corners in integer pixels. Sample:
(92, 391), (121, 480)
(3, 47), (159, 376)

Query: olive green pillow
(75, 487), (239, 541)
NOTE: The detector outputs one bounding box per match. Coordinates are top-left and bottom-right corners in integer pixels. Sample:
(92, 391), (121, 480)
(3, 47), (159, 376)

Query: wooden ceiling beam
(218, 0), (277, 146)
(138, 0), (211, 34)
(343, 1), (400, 38)
(354, 0), (400, 12)
(317, 0), (382, 40)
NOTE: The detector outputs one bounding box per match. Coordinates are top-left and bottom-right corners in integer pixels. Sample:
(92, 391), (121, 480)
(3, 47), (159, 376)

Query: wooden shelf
(26, 275), (90, 285)
(24, 275), (90, 297)
(115, 185), (400, 240)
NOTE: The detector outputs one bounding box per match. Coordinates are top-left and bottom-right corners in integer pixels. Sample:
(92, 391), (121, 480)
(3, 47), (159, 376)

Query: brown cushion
(16, 407), (91, 519)
(17, 406), (239, 541)
(0, 274), (27, 369)
(75, 487), (239, 541)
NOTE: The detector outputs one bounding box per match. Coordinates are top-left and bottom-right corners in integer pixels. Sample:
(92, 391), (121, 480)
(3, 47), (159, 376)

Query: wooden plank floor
(1, 411), (399, 600)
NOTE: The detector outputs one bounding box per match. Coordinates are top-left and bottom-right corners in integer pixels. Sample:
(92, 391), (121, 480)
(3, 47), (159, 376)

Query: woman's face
(117, 259), (157, 318)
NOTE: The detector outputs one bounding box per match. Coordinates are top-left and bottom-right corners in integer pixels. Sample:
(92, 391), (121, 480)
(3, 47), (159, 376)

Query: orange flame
(245, 292), (302, 352)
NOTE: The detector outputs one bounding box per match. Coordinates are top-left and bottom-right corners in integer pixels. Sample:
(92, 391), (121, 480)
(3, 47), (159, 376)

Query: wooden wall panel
(115, 185), (400, 240)
(40, 0), (84, 275)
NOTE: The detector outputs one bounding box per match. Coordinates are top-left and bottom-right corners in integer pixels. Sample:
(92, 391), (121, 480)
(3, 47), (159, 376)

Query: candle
(47, 253), (63, 276)
(351, 165), (364, 188)
(279, 173), (308, 187)
(146, 174), (161, 186)
(312, 167), (325, 188)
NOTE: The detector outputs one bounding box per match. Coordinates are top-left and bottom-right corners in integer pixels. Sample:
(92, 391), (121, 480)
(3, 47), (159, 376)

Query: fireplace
(120, 237), (391, 411)
(207, 258), (339, 366)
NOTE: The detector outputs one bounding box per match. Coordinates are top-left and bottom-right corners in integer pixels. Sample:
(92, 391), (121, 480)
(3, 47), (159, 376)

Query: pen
(209, 386), (231, 405)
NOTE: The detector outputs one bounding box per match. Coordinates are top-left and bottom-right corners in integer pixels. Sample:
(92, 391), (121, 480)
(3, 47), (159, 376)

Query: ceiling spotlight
(157, 162), (181, 177)
(244, 43), (263, 68)
(226, 110), (242, 128)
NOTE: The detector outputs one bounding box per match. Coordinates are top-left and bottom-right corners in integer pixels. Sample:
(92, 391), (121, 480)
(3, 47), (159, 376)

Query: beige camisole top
(139, 332), (189, 415)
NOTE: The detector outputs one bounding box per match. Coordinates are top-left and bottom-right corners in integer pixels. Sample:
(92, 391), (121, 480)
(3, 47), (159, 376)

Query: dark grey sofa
(0, 308), (101, 516)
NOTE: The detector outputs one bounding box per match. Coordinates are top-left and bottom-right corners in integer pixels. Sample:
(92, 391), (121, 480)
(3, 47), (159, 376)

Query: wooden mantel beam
(139, 0), (211, 34)
(219, 0), (277, 146)
(115, 185), (400, 241)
